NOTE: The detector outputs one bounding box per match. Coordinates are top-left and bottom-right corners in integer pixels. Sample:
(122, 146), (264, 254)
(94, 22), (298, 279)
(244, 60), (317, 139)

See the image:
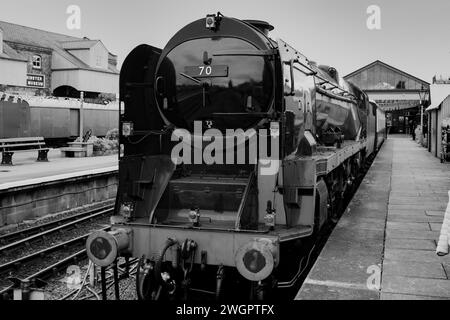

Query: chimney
(243, 20), (274, 36)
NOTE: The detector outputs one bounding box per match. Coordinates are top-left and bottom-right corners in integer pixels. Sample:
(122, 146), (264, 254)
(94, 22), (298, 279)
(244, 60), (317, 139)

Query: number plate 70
(184, 65), (228, 78)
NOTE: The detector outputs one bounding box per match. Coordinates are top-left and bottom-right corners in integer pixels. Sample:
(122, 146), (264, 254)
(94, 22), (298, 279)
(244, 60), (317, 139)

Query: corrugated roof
(0, 20), (118, 74)
(426, 84), (450, 112)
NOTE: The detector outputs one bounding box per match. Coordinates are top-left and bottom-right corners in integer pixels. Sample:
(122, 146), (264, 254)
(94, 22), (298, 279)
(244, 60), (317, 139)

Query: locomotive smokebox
(243, 20), (274, 36)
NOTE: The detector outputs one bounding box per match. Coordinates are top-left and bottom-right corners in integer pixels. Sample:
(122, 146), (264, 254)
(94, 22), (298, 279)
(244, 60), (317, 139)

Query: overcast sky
(1, 0), (449, 82)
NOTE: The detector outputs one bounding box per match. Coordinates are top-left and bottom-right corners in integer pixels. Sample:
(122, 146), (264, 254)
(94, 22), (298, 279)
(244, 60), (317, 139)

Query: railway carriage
(0, 94), (118, 144)
(86, 13), (386, 300)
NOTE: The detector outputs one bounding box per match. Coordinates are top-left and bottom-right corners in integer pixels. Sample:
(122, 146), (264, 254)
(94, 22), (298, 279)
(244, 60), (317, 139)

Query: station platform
(0, 148), (118, 190)
(296, 135), (450, 300)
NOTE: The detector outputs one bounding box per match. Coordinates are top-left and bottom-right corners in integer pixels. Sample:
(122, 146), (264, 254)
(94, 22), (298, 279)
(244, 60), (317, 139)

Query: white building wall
(90, 42), (108, 69)
(51, 52), (76, 69)
(51, 69), (118, 94)
(442, 96), (450, 120)
(67, 49), (91, 66)
(437, 96), (450, 159)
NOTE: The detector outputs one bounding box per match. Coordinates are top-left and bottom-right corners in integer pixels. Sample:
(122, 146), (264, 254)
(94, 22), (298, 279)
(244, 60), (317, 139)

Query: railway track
(0, 204), (115, 300)
(59, 258), (140, 300)
(0, 206), (113, 255)
(0, 204), (114, 246)
(0, 246), (137, 300)
(0, 250), (89, 300)
(0, 226), (111, 277)
(0, 225), (113, 300)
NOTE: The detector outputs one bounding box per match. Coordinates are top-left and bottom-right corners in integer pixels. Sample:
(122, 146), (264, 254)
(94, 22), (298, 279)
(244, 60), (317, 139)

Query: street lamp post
(79, 91), (84, 141)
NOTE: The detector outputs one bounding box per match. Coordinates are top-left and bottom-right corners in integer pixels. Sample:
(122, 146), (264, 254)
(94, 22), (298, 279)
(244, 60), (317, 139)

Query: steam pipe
(155, 238), (179, 281)
(215, 264), (225, 300)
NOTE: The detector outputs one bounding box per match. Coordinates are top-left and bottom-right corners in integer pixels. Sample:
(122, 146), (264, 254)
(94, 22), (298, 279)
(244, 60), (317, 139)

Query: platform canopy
(375, 99), (421, 112)
(344, 60), (430, 112)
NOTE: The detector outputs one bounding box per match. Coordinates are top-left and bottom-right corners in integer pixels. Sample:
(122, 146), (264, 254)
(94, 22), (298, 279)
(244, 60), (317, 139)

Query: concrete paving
(0, 148), (118, 187)
(296, 135), (450, 300)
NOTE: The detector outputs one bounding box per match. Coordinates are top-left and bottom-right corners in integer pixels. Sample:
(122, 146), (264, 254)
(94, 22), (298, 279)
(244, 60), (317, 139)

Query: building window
(396, 81), (405, 89)
(32, 55), (42, 69)
(96, 55), (102, 67)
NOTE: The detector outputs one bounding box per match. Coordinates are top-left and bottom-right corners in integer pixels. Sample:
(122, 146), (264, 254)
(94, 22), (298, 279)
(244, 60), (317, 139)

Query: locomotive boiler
(86, 13), (385, 300)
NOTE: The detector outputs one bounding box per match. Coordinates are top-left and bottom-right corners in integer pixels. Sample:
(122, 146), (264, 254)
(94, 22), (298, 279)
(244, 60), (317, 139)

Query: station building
(0, 20), (119, 102)
(426, 77), (450, 159)
(344, 60), (430, 135)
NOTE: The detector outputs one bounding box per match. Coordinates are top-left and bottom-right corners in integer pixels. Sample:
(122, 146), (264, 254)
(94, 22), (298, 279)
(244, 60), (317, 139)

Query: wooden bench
(0, 137), (50, 165)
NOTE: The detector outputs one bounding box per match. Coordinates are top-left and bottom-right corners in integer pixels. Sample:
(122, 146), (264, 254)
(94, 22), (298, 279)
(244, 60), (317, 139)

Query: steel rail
(0, 204), (114, 245)
(0, 207), (113, 254)
(0, 226), (111, 276)
(0, 254), (138, 300)
(0, 249), (88, 299)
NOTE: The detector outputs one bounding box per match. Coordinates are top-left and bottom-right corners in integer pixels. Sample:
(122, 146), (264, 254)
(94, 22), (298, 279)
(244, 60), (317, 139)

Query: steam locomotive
(86, 13), (386, 300)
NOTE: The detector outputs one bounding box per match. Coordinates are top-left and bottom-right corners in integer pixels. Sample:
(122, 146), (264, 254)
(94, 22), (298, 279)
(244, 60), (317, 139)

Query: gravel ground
(44, 257), (139, 300)
(0, 217), (111, 265)
(0, 244), (86, 292)
(0, 200), (138, 301)
(3, 244), (85, 279)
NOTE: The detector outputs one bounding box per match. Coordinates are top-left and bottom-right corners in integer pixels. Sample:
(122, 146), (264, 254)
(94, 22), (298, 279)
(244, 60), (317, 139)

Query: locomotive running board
(315, 139), (366, 176)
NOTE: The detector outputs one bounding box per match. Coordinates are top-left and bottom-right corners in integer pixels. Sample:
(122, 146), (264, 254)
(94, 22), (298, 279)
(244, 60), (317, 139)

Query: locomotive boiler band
(86, 13), (386, 300)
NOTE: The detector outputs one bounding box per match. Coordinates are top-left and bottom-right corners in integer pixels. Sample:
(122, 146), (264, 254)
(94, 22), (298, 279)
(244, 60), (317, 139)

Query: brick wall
(5, 42), (52, 96)
(0, 171), (118, 226)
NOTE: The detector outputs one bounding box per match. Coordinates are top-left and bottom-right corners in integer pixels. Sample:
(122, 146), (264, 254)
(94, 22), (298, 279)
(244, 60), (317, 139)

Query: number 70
(199, 66), (212, 75)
